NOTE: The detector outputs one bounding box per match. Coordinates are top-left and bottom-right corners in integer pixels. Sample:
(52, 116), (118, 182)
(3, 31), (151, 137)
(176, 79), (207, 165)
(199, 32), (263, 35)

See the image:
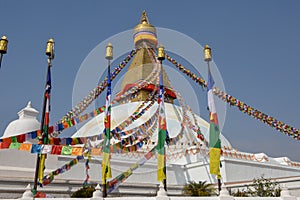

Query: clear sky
(0, 1), (299, 161)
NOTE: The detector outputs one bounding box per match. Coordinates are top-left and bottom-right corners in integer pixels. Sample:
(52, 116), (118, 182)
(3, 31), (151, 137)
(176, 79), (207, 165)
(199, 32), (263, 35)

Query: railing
(4, 184), (298, 200)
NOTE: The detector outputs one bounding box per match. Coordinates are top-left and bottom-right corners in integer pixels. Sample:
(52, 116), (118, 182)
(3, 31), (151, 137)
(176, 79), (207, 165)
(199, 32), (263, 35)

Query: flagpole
(33, 38), (54, 193)
(204, 44), (222, 192)
(0, 35), (8, 69)
(157, 45), (167, 191)
(102, 43), (113, 198)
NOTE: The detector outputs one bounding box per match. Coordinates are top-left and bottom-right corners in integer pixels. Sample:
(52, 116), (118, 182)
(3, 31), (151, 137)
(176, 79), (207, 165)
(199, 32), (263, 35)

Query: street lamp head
(45, 38), (55, 59)
(157, 44), (165, 61)
(0, 36), (8, 54)
(204, 44), (212, 62)
(105, 42), (113, 60)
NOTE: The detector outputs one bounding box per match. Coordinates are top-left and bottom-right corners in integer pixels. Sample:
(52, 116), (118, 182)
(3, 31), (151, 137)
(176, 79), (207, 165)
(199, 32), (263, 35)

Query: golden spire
(117, 11), (176, 104)
(133, 10), (157, 48)
(140, 10), (150, 24)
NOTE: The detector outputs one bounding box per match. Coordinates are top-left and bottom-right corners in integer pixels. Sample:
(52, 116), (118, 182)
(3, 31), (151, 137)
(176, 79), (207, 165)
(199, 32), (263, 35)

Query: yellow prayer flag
(71, 147), (83, 156)
(102, 152), (112, 184)
(157, 154), (166, 181)
(38, 154), (46, 184)
(19, 143), (32, 152)
(209, 148), (221, 175)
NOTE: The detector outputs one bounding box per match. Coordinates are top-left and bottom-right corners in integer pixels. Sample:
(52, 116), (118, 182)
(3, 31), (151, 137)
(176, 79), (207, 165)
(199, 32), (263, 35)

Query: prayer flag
(19, 143), (32, 151)
(62, 146), (72, 155)
(207, 66), (221, 176)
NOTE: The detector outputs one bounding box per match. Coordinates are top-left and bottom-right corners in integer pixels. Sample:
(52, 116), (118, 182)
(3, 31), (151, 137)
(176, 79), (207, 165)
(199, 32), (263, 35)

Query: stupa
(0, 11), (300, 198)
(2, 101), (40, 139)
(71, 11), (300, 195)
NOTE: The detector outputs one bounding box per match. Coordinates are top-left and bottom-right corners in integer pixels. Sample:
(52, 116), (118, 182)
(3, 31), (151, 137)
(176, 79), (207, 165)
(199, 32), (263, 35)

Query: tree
(183, 181), (216, 196)
(71, 185), (95, 198)
(247, 176), (281, 197)
(231, 176), (281, 197)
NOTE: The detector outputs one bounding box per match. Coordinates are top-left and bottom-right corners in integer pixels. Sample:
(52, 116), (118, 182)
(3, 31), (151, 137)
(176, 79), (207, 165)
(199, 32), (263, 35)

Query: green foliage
(231, 189), (249, 197)
(183, 181), (216, 196)
(247, 176), (281, 197)
(231, 176), (281, 197)
(71, 186), (95, 198)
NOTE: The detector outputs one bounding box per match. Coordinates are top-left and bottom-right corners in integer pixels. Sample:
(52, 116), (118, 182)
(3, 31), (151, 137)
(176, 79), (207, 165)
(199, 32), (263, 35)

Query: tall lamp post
(157, 45), (168, 191)
(0, 36), (8, 69)
(33, 38), (55, 193)
(102, 42), (113, 198)
(204, 44), (222, 192)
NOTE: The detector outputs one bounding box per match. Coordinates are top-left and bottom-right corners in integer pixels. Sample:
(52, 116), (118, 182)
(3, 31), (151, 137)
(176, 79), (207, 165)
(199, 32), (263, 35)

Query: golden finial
(45, 38), (54, 59)
(204, 44), (212, 62)
(157, 45), (165, 60)
(105, 42), (113, 60)
(0, 36), (8, 54)
(133, 11), (157, 48)
(140, 10), (149, 24)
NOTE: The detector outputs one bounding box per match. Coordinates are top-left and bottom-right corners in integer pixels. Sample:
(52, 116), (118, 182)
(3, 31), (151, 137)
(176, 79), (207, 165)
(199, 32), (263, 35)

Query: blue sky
(0, 1), (299, 161)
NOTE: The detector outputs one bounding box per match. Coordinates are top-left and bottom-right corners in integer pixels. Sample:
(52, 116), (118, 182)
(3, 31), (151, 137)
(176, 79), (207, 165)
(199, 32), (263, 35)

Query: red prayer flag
(51, 145), (62, 155)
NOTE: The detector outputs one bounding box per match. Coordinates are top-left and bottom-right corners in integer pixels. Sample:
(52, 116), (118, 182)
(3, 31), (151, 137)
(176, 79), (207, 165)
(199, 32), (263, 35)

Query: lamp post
(204, 44), (222, 192)
(0, 35), (8, 69)
(33, 38), (55, 193)
(102, 42), (113, 198)
(157, 45), (168, 192)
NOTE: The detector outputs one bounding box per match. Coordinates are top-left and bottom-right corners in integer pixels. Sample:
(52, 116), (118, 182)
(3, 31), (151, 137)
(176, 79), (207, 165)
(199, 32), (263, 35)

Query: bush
(183, 181), (216, 196)
(231, 189), (248, 197)
(71, 185), (95, 198)
(231, 175), (281, 197)
(247, 176), (281, 197)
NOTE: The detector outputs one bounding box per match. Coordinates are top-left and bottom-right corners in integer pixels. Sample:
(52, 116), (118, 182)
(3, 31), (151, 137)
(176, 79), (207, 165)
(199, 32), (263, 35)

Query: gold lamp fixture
(0, 35), (8, 68)
(46, 38), (55, 59)
(204, 44), (212, 62)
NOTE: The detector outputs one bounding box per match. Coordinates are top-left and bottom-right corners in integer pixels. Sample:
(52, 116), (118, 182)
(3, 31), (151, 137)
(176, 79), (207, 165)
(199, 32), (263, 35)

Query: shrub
(231, 175), (281, 197)
(71, 185), (95, 198)
(247, 176), (281, 197)
(183, 181), (216, 196)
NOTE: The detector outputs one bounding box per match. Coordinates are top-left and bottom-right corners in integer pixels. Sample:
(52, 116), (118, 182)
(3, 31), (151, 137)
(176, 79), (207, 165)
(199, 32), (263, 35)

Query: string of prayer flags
(42, 155), (84, 186)
(165, 53), (300, 141)
(107, 147), (156, 193)
(62, 50), (137, 122)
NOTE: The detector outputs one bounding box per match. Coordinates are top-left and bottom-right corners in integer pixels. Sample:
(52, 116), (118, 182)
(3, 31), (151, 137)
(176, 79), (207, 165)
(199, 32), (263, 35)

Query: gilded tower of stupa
(118, 11), (176, 103)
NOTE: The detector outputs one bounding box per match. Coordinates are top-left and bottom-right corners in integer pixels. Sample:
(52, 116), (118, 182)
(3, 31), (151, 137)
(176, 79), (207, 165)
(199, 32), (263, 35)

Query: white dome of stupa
(72, 101), (232, 149)
(1, 101), (40, 139)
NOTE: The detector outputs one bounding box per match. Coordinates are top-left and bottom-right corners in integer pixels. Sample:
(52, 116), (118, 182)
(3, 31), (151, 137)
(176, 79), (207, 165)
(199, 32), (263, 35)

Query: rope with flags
(83, 153), (91, 186)
(107, 146), (156, 193)
(42, 155), (84, 186)
(62, 49), (136, 122)
(165, 53), (300, 141)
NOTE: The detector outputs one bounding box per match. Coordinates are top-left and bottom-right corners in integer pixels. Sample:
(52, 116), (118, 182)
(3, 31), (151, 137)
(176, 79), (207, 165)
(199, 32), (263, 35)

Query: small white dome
(2, 101), (40, 138)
